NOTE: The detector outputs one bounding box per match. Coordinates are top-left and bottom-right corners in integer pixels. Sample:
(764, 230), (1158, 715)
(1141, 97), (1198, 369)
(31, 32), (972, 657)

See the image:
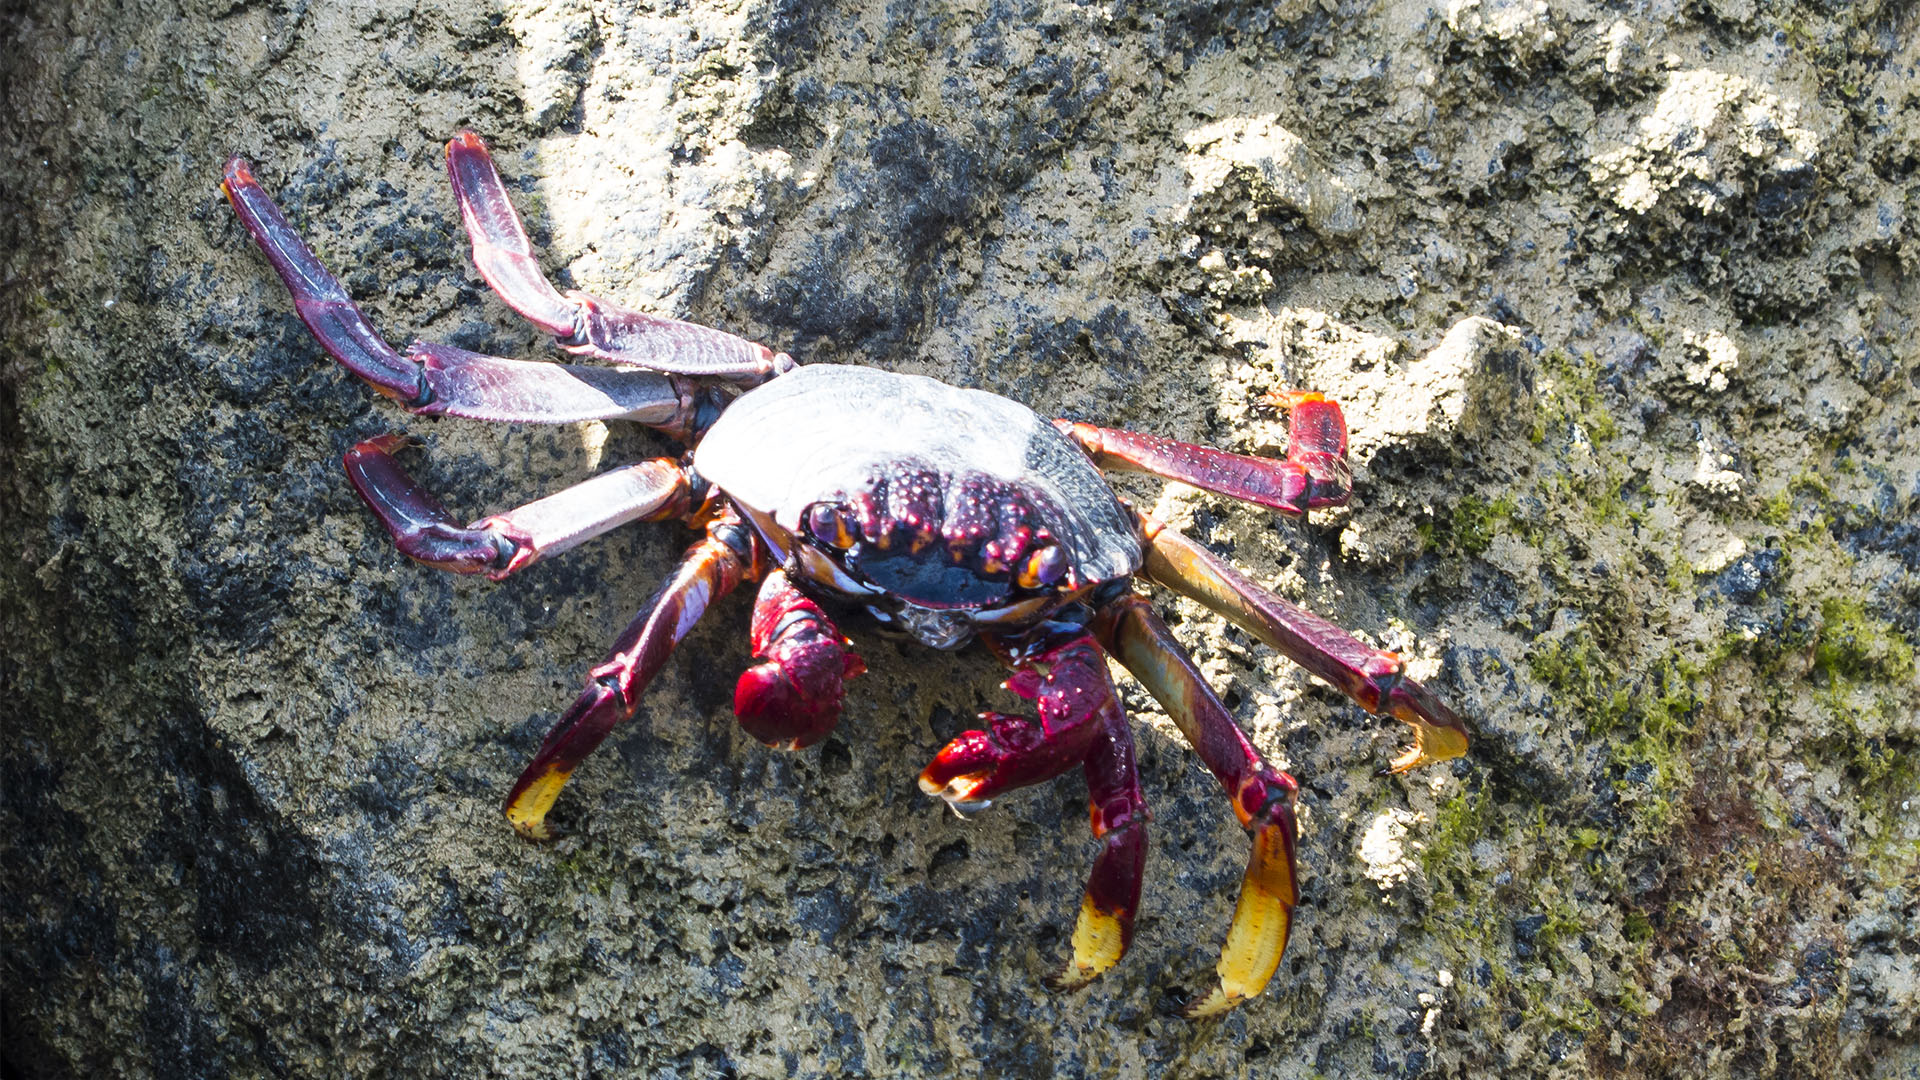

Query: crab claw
(915, 713), (1039, 813)
(733, 572), (865, 750)
(916, 638), (1110, 813)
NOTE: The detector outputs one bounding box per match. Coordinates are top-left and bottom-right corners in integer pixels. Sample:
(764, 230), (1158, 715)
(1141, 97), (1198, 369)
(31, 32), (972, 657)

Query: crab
(219, 131), (1468, 1018)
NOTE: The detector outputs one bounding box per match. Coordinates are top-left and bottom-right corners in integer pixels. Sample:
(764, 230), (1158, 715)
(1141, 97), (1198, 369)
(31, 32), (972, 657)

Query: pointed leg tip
(1179, 984), (1244, 1020)
(1386, 747), (1424, 774)
(1044, 966), (1099, 994)
(509, 818), (557, 841)
(219, 159), (260, 212)
(1386, 724), (1469, 774)
(345, 432), (414, 460)
(504, 764), (574, 841)
(1050, 893), (1128, 993)
(1177, 818), (1294, 1020)
(1263, 389), (1327, 410)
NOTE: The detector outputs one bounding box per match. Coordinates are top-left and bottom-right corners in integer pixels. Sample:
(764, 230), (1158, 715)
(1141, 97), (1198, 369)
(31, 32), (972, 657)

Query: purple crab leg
(344, 435), (691, 580)
(1045, 687), (1148, 994)
(445, 131), (793, 386)
(1141, 521), (1469, 773)
(1057, 391), (1352, 516)
(504, 514), (757, 839)
(221, 158), (700, 430)
(1094, 592), (1298, 1019)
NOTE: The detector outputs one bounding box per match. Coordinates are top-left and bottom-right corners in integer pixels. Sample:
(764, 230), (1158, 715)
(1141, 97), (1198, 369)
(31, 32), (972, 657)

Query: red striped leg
(504, 516), (756, 838)
(733, 570), (866, 750)
(221, 159), (698, 430)
(1046, 693), (1148, 992)
(1056, 392), (1350, 516)
(445, 132), (791, 386)
(1096, 593), (1298, 1018)
(1141, 522), (1468, 773)
(342, 436), (690, 580)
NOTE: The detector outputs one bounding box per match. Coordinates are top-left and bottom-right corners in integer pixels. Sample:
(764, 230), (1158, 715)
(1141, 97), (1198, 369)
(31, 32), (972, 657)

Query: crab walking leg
(1141, 522), (1469, 772)
(343, 436), (691, 580)
(1056, 393), (1351, 516)
(1046, 697), (1148, 992)
(444, 131), (791, 385)
(221, 158), (700, 429)
(1095, 594), (1299, 1018)
(916, 635), (1117, 812)
(504, 517), (756, 839)
(733, 570), (867, 750)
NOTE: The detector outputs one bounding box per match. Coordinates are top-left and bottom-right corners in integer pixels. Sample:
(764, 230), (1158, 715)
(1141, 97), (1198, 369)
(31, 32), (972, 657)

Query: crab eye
(806, 503), (857, 549)
(1016, 543), (1067, 589)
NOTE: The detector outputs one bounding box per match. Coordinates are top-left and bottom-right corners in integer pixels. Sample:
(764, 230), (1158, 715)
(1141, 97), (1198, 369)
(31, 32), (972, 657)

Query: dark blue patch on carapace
(843, 545), (1014, 610)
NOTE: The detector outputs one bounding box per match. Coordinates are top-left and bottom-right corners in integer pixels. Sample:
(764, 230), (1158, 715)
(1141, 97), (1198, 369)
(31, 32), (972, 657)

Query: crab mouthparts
(870, 602), (976, 651)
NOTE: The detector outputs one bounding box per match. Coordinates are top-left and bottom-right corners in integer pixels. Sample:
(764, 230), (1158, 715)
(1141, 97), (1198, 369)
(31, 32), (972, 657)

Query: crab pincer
(734, 570), (867, 750)
(918, 635), (1119, 811)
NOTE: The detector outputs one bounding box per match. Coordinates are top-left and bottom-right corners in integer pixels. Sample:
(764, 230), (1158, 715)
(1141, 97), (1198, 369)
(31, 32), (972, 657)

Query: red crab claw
(917, 637), (1113, 812)
(733, 571), (866, 750)
(917, 632), (1150, 988)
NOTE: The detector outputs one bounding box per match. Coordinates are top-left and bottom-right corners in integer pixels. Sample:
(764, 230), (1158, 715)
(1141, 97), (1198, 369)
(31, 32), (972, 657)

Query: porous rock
(4, 1), (1917, 1077)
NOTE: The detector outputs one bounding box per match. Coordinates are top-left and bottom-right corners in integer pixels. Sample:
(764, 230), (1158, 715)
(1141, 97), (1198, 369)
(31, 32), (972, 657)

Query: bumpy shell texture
(694, 364), (1141, 586)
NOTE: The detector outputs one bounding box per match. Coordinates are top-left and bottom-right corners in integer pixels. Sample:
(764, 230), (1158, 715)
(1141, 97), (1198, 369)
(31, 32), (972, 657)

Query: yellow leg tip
(1181, 984), (1246, 1020)
(1048, 895), (1127, 992)
(1389, 722), (1470, 773)
(1184, 823), (1295, 1020)
(504, 765), (573, 840)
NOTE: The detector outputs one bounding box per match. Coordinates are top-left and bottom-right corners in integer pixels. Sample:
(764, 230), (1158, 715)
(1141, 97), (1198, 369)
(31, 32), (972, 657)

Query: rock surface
(3, 0), (1916, 1077)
